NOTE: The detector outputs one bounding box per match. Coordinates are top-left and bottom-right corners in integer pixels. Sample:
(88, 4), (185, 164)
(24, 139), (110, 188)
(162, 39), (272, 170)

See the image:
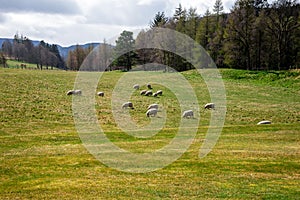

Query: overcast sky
(0, 0), (236, 47)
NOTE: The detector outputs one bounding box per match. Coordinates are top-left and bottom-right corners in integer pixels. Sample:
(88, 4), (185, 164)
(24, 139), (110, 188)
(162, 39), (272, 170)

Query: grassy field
(0, 67), (299, 199)
(6, 60), (59, 70)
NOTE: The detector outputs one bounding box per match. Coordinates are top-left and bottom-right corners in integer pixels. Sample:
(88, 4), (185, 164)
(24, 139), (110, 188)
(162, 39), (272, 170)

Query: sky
(0, 0), (236, 47)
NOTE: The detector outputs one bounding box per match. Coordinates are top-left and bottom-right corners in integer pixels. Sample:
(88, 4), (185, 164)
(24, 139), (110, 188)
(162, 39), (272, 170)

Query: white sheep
(66, 90), (74, 95)
(182, 110), (194, 118)
(66, 90), (82, 95)
(156, 90), (163, 96)
(204, 103), (215, 109)
(122, 102), (134, 109)
(97, 91), (104, 97)
(153, 92), (158, 97)
(133, 84), (140, 90)
(147, 103), (158, 110)
(146, 108), (158, 117)
(140, 90), (147, 95)
(257, 120), (271, 125)
(145, 90), (153, 96)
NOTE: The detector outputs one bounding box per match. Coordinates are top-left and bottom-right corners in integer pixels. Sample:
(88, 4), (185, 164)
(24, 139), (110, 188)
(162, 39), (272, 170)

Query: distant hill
(57, 43), (101, 59)
(0, 38), (101, 59)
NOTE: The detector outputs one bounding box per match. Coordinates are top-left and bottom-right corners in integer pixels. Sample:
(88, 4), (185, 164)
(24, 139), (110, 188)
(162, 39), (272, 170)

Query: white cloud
(137, 0), (161, 6)
(0, 0), (236, 46)
(81, 0), (168, 26)
(0, 13), (7, 23)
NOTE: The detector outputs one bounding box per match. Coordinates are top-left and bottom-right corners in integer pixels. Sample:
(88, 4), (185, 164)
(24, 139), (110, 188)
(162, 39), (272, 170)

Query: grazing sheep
(140, 90), (147, 95)
(257, 120), (271, 125)
(145, 90), (153, 96)
(146, 108), (158, 117)
(204, 103), (215, 109)
(66, 90), (82, 95)
(122, 102), (134, 109)
(147, 83), (152, 89)
(66, 90), (74, 95)
(153, 90), (162, 97)
(182, 110), (194, 118)
(133, 84), (140, 90)
(147, 103), (158, 110)
(156, 90), (163, 96)
(97, 91), (104, 97)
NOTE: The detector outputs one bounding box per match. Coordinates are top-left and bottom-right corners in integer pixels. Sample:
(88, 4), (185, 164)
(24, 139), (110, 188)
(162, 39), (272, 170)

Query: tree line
(1, 33), (65, 70)
(1, 0), (298, 71)
(112, 0), (299, 71)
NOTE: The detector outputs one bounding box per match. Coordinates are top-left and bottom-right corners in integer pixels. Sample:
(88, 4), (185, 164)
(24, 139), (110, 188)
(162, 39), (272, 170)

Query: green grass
(6, 59), (59, 70)
(0, 67), (299, 199)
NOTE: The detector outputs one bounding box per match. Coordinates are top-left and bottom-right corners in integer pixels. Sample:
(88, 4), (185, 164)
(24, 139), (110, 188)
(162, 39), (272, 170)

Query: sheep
(182, 110), (194, 118)
(257, 120), (271, 125)
(66, 90), (82, 95)
(147, 103), (158, 110)
(140, 90), (147, 95)
(146, 108), (158, 117)
(133, 84), (140, 90)
(204, 103), (215, 109)
(66, 90), (74, 95)
(145, 90), (153, 96)
(153, 90), (162, 97)
(156, 90), (163, 96)
(122, 102), (134, 109)
(147, 83), (152, 89)
(97, 91), (104, 97)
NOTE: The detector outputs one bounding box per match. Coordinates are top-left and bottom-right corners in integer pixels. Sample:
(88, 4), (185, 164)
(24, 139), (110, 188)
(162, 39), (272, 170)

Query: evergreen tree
(114, 30), (135, 71)
(174, 4), (187, 34)
(186, 7), (198, 40)
(150, 12), (168, 28)
(213, 0), (224, 29)
(196, 9), (212, 49)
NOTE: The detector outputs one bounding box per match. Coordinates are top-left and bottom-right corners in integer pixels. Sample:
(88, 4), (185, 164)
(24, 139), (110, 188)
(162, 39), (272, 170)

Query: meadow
(0, 66), (299, 199)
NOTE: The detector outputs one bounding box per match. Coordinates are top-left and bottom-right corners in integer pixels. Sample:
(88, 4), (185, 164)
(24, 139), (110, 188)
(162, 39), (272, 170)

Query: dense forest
(1, 0), (299, 71)
(114, 0), (299, 71)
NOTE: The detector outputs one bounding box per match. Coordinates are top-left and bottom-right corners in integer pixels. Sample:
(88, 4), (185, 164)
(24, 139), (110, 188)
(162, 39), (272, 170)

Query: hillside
(0, 68), (299, 199)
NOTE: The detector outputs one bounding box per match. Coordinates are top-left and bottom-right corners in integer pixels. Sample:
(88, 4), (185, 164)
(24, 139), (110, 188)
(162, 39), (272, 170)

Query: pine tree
(213, 0), (224, 29)
(150, 12), (168, 28)
(196, 9), (212, 49)
(114, 30), (135, 71)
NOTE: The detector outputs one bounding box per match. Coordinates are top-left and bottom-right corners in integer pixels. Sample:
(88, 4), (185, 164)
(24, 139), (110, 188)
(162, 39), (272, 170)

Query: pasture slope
(0, 67), (299, 199)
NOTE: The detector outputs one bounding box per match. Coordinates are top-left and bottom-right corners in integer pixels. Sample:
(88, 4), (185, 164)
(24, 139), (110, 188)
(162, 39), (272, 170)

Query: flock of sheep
(122, 83), (215, 118)
(66, 84), (215, 120)
(66, 85), (271, 124)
